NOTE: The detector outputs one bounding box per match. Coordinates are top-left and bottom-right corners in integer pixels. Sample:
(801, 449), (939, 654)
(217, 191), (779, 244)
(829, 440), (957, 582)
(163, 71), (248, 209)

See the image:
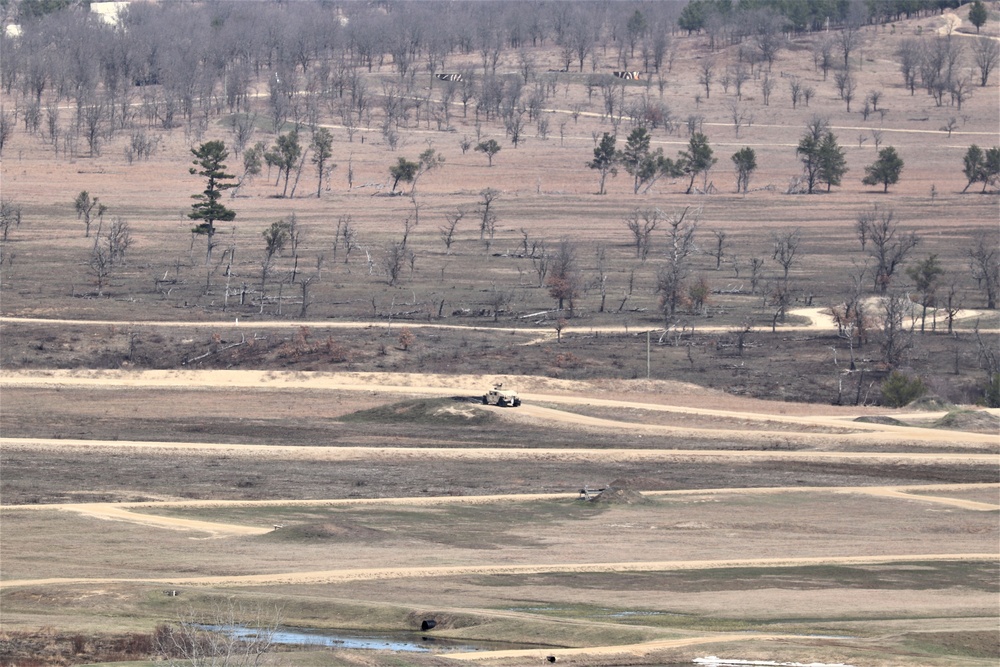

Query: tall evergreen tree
(680, 132), (716, 194)
(310, 128), (334, 199)
(731, 147), (757, 194)
(189, 140), (236, 264)
(862, 146), (904, 192)
(587, 132), (618, 195)
(817, 132), (847, 192)
(969, 1), (988, 34)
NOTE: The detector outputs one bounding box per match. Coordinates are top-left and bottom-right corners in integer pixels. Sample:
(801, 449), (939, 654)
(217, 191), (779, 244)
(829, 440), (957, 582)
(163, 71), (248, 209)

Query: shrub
(979, 373), (1000, 408)
(880, 371), (927, 407)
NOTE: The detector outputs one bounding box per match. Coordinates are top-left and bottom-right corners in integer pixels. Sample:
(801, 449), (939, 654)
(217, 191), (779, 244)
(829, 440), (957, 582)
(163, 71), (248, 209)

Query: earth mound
(854, 415), (907, 426)
(906, 396), (955, 411)
(589, 479), (653, 505)
(933, 409), (1000, 434)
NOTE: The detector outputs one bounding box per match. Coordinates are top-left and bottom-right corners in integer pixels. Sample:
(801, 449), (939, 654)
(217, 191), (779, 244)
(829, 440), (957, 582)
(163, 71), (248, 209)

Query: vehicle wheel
(482, 395), (488, 405)
(513, 399), (521, 407)
(497, 398), (507, 407)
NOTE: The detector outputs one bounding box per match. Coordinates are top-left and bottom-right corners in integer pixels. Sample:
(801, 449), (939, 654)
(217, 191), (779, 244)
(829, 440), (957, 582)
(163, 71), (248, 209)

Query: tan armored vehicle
(482, 383), (521, 407)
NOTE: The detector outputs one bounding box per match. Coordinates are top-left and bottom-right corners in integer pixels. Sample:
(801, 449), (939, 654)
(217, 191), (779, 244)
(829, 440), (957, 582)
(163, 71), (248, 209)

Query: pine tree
(817, 131), (847, 192)
(862, 146), (904, 192)
(587, 132), (618, 195)
(189, 140), (236, 264)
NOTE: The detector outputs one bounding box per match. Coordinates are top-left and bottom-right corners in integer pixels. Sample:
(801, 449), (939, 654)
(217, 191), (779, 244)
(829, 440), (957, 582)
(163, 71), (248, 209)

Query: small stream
(204, 624), (547, 653)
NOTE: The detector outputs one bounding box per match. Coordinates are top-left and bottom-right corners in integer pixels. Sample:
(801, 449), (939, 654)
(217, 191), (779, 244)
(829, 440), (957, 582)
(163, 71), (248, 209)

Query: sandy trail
(2, 553), (993, 590)
(3, 484), (994, 537)
(445, 633), (798, 662)
(1, 307), (992, 339)
(3, 437), (996, 463)
(3, 369), (998, 447)
(49, 503), (272, 538)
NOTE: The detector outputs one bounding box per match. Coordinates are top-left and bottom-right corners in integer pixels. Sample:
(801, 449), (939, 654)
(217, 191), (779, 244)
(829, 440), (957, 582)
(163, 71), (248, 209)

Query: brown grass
(1, 8), (998, 666)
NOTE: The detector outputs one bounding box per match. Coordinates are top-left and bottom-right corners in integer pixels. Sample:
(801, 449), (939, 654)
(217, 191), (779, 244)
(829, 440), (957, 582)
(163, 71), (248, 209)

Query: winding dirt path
(3, 483), (994, 537)
(3, 369), (998, 447)
(2, 553), (993, 591)
(0, 307), (992, 340)
(444, 633), (798, 662)
(3, 437), (996, 462)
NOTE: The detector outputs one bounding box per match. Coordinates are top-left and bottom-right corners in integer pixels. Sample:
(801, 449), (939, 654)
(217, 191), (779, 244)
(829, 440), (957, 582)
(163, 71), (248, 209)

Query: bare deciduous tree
(154, 600), (282, 667)
(972, 36), (999, 87)
(857, 205), (920, 294)
(698, 59), (715, 99)
(879, 293), (915, 368)
(477, 188), (500, 240)
(656, 206), (699, 324)
(624, 207), (661, 261)
(968, 231), (999, 309)
(546, 238), (580, 315)
(440, 208), (465, 254)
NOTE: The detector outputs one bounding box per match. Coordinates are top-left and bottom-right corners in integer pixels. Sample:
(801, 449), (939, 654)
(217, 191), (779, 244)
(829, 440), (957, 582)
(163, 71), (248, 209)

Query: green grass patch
(145, 499), (608, 549)
(903, 630), (1000, 660)
(475, 559), (1000, 596)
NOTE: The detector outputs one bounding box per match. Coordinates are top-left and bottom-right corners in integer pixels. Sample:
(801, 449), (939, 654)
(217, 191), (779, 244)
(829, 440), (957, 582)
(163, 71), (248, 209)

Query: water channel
(204, 624), (550, 654)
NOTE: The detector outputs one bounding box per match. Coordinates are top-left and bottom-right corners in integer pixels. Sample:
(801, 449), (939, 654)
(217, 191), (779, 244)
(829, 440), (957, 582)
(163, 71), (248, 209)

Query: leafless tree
(0, 107), (16, 155)
(838, 23), (862, 70)
(831, 261), (871, 353)
(698, 59), (715, 99)
(709, 229), (727, 270)
(656, 206), (699, 323)
(788, 76), (802, 109)
(107, 216), (131, 267)
(771, 229), (801, 282)
(1, 199), (22, 243)
(440, 208), (465, 254)
(896, 38), (921, 95)
(949, 76), (972, 111)
(802, 85), (815, 107)
(972, 36), (999, 87)
(88, 238), (112, 297)
(878, 293), (915, 368)
(760, 73), (774, 106)
(814, 37), (834, 80)
(546, 238), (580, 314)
(154, 600), (282, 667)
(834, 70), (857, 112)
(871, 128), (883, 151)
(968, 231), (999, 309)
(727, 99), (750, 138)
(624, 207), (660, 261)
(334, 215), (357, 264)
(487, 283), (512, 322)
(857, 205), (920, 294)
(383, 240), (406, 286)
(749, 257), (766, 295)
(477, 188), (500, 240)
(532, 241), (549, 287)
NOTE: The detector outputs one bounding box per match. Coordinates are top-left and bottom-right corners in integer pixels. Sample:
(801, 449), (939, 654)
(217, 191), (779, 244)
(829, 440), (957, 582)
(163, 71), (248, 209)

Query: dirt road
(3, 369), (998, 447)
(4, 437), (996, 463)
(4, 483), (993, 537)
(2, 553), (993, 591)
(1, 308), (992, 339)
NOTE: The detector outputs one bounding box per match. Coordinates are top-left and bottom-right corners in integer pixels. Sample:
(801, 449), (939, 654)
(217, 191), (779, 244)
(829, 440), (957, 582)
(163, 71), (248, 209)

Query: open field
(1, 2), (998, 666)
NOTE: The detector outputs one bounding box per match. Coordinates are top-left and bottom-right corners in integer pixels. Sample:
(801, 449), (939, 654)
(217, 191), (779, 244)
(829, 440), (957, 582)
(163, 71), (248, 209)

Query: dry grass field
(1, 2), (998, 666)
